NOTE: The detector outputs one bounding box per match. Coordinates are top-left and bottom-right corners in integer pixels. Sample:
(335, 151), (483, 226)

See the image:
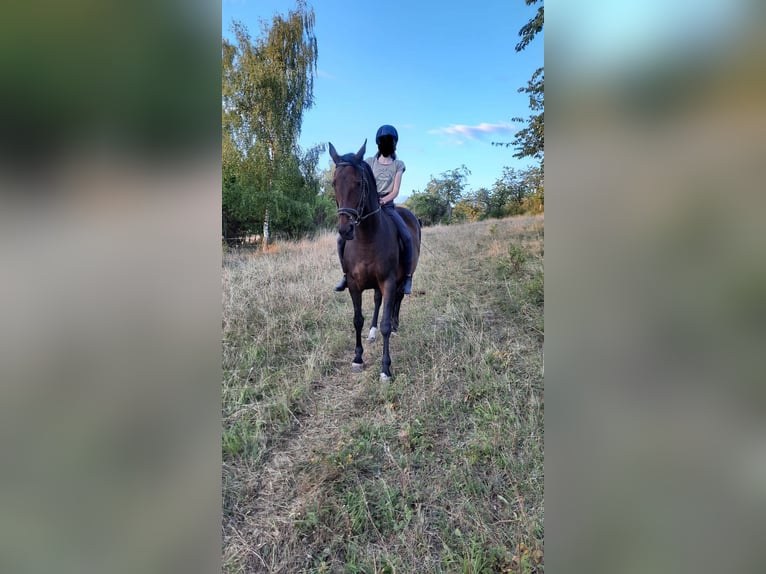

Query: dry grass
(222, 215), (544, 573)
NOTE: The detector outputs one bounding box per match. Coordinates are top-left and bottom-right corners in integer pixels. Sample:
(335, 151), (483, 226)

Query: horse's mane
(338, 152), (378, 196)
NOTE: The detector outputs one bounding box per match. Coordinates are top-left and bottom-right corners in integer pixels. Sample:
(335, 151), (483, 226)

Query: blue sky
(222, 0), (543, 200)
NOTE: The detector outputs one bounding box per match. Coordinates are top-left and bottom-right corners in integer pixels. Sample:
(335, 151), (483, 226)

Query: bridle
(334, 160), (380, 226)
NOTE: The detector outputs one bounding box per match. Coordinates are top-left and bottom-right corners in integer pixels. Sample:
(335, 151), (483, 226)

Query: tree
(472, 187), (494, 219)
(312, 162), (337, 231)
(492, 166), (527, 216)
(493, 0), (544, 165)
(405, 166), (471, 225)
(461, 165), (543, 220)
(427, 165), (470, 223)
(452, 199), (483, 223)
(518, 163), (544, 213)
(222, 1), (318, 243)
(405, 190), (449, 227)
(515, 0), (544, 53)
(510, 67), (543, 162)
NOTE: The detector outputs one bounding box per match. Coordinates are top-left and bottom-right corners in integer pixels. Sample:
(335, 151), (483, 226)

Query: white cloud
(428, 121), (517, 143)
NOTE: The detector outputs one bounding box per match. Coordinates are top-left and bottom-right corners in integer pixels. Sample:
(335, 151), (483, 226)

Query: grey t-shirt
(365, 155), (406, 197)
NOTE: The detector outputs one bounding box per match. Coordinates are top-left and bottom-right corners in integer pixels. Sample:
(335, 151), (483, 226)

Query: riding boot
(334, 275), (348, 292)
(402, 274), (413, 295)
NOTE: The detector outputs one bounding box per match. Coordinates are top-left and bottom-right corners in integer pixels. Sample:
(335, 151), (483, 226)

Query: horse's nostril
(337, 224), (354, 241)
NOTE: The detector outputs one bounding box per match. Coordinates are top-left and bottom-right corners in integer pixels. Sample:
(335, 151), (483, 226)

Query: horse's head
(328, 140), (374, 241)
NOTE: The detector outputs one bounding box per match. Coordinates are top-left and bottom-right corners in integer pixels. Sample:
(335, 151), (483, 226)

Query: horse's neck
(354, 174), (384, 239)
(356, 207), (383, 240)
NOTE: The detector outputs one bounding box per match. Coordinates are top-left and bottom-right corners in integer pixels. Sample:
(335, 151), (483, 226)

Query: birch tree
(222, 1), (318, 243)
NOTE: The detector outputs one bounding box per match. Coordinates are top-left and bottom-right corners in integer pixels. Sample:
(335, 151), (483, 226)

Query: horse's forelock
(335, 154), (377, 209)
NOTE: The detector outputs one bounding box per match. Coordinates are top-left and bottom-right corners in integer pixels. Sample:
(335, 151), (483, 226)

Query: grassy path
(222, 215), (544, 573)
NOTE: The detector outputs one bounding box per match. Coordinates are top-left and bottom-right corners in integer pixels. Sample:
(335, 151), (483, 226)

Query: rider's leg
(334, 236), (347, 291)
(384, 204), (414, 294)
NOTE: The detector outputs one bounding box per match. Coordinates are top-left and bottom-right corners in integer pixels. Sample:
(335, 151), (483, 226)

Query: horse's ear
(355, 139), (367, 162)
(328, 142), (340, 164)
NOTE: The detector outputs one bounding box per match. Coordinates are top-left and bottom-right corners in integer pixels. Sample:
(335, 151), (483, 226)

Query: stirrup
(334, 275), (347, 292)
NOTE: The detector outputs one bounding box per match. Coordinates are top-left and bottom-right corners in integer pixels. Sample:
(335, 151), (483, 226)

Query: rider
(334, 124), (415, 294)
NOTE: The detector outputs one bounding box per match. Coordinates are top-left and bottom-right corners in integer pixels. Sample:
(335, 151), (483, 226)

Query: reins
(335, 160), (380, 225)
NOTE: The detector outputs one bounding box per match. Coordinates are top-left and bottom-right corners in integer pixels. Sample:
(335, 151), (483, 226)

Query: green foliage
(452, 200), (483, 223)
(407, 162), (543, 227)
(406, 162), (543, 227)
(511, 67), (544, 162)
(404, 189), (449, 226)
(405, 165), (470, 225)
(222, 417), (263, 458)
(505, 243), (529, 275)
(526, 270), (544, 307)
(313, 194), (337, 231)
(222, 2), (323, 241)
(515, 0), (544, 53)
(494, 0), (544, 167)
(521, 184), (544, 214)
(452, 165), (544, 224)
(312, 163), (338, 231)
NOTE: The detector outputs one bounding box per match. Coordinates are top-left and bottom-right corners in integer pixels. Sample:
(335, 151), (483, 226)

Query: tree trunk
(262, 209), (270, 252)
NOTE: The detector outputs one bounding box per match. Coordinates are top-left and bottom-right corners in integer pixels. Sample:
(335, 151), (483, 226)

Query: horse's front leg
(350, 289), (365, 372)
(379, 282), (396, 380)
(368, 288), (382, 341)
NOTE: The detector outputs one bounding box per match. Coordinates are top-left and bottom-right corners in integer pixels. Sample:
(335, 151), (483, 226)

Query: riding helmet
(375, 124), (398, 145)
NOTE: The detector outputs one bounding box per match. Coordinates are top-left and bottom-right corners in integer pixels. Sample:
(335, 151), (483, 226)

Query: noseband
(335, 160), (380, 225)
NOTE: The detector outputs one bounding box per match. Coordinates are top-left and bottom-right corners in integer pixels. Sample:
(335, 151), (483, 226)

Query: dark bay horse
(329, 140), (421, 380)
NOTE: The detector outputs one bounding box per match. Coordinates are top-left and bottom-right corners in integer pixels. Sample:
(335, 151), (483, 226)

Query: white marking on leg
(367, 326), (377, 341)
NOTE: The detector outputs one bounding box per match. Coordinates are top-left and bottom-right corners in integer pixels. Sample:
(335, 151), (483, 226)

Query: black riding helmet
(375, 124), (398, 157)
(375, 124), (398, 145)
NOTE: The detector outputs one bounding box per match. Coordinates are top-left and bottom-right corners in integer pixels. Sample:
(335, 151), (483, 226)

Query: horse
(328, 140), (421, 380)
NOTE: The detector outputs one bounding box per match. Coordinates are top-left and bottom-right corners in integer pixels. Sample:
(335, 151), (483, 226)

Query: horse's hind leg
(368, 288), (382, 341)
(350, 289), (365, 371)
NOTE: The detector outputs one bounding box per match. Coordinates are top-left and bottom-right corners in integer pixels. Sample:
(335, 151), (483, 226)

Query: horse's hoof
(380, 372), (391, 381)
(367, 327), (377, 341)
(351, 362), (365, 373)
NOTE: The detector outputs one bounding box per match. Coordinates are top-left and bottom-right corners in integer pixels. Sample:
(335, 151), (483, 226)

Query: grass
(222, 215), (544, 573)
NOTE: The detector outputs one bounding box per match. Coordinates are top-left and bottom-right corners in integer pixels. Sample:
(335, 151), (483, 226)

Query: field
(222, 215), (544, 573)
